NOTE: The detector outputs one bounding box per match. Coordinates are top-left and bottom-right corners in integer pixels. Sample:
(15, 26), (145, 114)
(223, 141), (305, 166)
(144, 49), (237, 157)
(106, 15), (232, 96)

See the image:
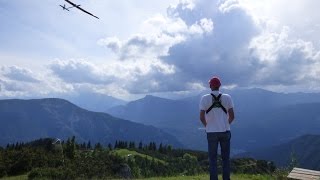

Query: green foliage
(28, 167), (65, 179)
(272, 168), (289, 180)
(0, 138), (280, 179)
(231, 158), (276, 174)
(181, 153), (200, 175)
(64, 136), (76, 159)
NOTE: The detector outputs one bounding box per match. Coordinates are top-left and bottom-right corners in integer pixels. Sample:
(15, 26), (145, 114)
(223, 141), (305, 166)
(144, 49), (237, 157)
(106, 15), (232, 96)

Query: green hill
(0, 138), (278, 179)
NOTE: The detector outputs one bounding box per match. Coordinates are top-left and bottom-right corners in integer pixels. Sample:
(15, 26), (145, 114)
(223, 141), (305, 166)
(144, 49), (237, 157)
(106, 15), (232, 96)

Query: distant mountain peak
(0, 98), (183, 148)
(144, 95), (156, 98)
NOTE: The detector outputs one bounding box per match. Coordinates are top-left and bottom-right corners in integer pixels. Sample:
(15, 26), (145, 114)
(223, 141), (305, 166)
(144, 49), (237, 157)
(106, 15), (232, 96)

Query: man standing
(199, 76), (235, 180)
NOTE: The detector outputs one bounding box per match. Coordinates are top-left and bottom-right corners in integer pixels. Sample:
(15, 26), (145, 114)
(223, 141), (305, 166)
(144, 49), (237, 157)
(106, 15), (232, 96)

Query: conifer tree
(94, 143), (102, 150)
(108, 143), (112, 150)
(159, 143), (163, 153)
(138, 141), (143, 150)
(87, 141), (91, 149)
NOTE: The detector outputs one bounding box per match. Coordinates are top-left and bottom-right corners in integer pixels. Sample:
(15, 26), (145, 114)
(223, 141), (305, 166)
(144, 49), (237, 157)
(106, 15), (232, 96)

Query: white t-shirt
(199, 91), (234, 132)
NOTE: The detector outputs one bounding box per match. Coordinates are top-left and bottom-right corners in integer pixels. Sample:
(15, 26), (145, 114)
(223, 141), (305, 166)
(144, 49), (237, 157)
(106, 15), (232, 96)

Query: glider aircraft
(60, 0), (99, 19)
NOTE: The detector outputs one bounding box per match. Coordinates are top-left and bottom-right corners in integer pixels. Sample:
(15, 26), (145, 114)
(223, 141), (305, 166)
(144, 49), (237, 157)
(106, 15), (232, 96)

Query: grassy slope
(111, 149), (166, 164)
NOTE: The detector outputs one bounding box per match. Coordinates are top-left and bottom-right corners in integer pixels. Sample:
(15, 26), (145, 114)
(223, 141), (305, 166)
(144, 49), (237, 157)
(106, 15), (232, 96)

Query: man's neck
(211, 88), (219, 91)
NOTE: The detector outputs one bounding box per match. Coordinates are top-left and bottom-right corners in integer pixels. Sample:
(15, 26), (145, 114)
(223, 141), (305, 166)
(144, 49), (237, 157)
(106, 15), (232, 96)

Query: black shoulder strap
(205, 93), (227, 114)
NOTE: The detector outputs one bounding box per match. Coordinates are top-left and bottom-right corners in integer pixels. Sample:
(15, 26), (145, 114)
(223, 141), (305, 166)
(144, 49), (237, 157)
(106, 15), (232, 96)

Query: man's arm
(200, 110), (206, 127)
(228, 108), (235, 124)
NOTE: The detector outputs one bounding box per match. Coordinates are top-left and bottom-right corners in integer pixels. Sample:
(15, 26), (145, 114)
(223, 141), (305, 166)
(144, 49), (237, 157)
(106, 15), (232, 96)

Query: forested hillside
(0, 137), (276, 179)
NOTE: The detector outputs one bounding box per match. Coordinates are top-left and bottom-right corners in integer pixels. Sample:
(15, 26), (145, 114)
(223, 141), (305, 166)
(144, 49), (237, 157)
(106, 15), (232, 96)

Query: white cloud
(47, 58), (177, 96)
(239, 0), (320, 46)
(219, 0), (243, 13)
(97, 37), (122, 53)
(249, 25), (320, 87)
(159, 0), (260, 88)
(96, 3), (217, 94)
(49, 59), (116, 84)
(0, 64), (75, 98)
(159, 0), (320, 92)
(0, 65), (40, 83)
(2, 0), (320, 99)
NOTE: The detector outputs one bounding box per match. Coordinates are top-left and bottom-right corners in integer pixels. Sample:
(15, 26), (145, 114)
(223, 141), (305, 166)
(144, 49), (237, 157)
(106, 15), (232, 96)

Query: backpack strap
(205, 93), (227, 114)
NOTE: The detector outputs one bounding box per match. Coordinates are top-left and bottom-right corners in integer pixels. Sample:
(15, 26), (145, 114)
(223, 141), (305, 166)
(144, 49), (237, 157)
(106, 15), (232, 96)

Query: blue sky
(1, 0), (320, 100)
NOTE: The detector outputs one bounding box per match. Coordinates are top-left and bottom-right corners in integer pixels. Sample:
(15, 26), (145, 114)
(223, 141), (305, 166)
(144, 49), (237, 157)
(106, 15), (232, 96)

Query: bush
(272, 168), (289, 180)
(0, 168), (6, 178)
(28, 167), (72, 180)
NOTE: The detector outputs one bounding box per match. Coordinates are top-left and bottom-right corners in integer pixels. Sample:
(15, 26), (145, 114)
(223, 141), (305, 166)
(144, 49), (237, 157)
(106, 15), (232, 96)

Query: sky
(1, 0), (320, 101)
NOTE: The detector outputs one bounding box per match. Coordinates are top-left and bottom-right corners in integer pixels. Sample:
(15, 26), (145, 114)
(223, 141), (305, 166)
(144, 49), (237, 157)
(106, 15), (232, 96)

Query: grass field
(139, 174), (276, 180)
(0, 174), (28, 180)
(1, 173), (280, 180)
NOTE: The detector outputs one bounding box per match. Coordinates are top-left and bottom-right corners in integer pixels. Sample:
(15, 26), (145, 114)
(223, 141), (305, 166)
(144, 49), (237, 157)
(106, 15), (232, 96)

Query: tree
(138, 142), (143, 150)
(86, 141), (91, 150)
(152, 142), (157, 151)
(108, 143), (113, 150)
(129, 142), (135, 149)
(158, 143), (163, 153)
(94, 143), (102, 151)
(64, 137), (76, 159)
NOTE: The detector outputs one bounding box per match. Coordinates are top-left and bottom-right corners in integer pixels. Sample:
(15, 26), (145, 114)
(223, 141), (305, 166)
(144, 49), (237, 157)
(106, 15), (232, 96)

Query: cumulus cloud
(0, 79), (26, 92)
(49, 59), (117, 84)
(0, 64), (74, 98)
(99, 13), (213, 61)
(250, 26), (320, 86)
(97, 1), (218, 93)
(0, 65), (44, 97)
(0, 66), (40, 82)
(161, 0), (260, 88)
(97, 37), (121, 53)
(129, 0), (320, 93)
(4, 0), (320, 98)
(18, 0), (320, 96)
(48, 58), (177, 95)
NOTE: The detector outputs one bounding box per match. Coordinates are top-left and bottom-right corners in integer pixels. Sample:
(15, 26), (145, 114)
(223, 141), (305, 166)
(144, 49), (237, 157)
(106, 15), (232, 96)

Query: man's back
(199, 91), (233, 132)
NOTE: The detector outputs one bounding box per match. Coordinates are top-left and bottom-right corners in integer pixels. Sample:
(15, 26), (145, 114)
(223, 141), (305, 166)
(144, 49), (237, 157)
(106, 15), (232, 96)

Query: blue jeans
(207, 131), (231, 180)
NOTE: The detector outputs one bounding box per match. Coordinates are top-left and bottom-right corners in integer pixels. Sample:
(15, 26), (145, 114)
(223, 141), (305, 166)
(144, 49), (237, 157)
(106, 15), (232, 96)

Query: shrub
(28, 167), (73, 180)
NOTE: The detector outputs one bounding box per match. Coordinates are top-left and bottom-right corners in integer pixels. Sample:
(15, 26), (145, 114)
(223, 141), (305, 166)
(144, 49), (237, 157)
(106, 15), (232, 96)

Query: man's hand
(200, 110), (207, 127)
(228, 108), (235, 124)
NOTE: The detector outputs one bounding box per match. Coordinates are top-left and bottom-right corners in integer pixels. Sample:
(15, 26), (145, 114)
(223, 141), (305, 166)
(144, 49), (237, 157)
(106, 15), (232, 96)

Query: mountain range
(106, 88), (320, 152)
(0, 91), (127, 113)
(0, 98), (182, 147)
(61, 91), (127, 112)
(107, 95), (205, 151)
(236, 134), (320, 170)
(1, 88), (320, 158)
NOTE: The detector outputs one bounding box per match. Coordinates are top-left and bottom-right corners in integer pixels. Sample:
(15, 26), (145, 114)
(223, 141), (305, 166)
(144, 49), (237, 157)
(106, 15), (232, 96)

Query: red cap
(209, 76), (221, 87)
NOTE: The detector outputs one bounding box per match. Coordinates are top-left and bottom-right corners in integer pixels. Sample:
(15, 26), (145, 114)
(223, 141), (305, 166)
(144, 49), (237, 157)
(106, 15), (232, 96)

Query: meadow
(1, 173), (281, 180)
